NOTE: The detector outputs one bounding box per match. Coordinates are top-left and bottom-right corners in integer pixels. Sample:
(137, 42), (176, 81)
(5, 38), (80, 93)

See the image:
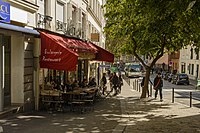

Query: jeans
(155, 88), (163, 100)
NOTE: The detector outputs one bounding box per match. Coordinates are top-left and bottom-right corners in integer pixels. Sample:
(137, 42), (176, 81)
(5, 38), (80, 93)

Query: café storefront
(37, 30), (114, 111)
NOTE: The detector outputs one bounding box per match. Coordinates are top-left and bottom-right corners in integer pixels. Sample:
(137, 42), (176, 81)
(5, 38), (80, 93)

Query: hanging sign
(0, 0), (10, 23)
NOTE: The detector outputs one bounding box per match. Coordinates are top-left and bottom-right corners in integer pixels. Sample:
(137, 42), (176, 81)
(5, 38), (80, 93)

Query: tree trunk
(140, 67), (151, 98)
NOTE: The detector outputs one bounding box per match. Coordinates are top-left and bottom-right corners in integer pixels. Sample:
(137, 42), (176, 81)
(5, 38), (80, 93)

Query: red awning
(45, 33), (97, 53)
(40, 32), (78, 71)
(90, 43), (114, 63)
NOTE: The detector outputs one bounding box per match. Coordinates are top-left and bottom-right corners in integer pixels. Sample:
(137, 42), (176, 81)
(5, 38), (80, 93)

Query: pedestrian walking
(118, 74), (123, 93)
(111, 72), (119, 96)
(153, 72), (163, 101)
(101, 73), (107, 95)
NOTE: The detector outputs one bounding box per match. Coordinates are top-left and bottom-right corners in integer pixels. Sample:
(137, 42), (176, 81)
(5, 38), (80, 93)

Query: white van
(127, 63), (143, 78)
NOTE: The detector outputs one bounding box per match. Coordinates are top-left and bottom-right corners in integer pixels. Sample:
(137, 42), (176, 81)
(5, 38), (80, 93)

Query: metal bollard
(172, 88), (174, 103)
(150, 84), (152, 97)
(135, 80), (137, 91)
(133, 81), (134, 89)
(135, 80), (137, 90)
(137, 80), (139, 91)
(190, 92), (192, 108)
(139, 83), (140, 92)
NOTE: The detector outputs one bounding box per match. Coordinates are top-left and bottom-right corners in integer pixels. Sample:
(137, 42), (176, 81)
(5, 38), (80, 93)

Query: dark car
(172, 73), (190, 85)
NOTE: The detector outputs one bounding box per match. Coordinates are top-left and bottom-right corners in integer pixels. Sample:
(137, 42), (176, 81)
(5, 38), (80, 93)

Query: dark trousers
(155, 88), (163, 99)
(112, 85), (118, 94)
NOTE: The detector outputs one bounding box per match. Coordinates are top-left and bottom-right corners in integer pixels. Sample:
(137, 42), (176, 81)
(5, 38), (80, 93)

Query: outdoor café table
(40, 90), (63, 111)
(63, 87), (98, 112)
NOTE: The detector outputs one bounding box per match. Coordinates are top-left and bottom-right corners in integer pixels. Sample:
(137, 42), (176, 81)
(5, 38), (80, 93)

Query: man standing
(111, 72), (119, 96)
(101, 73), (107, 95)
(154, 72), (163, 101)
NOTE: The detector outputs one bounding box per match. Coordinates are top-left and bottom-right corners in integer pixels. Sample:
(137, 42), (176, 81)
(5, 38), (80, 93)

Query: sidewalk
(1, 80), (200, 133)
(113, 79), (200, 133)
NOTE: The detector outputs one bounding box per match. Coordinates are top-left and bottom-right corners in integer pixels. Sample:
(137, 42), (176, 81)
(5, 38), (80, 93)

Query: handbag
(153, 79), (160, 90)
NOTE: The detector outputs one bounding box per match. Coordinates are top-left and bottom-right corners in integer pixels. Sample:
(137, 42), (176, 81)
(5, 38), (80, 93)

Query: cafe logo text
(42, 49), (62, 62)
(0, 1), (10, 23)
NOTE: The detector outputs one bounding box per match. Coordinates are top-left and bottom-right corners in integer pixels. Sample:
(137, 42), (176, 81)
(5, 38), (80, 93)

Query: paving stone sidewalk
(0, 79), (200, 133)
(113, 79), (200, 133)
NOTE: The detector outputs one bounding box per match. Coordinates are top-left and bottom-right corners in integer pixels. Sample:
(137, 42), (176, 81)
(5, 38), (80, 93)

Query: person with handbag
(118, 74), (123, 93)
(153, 72), (163, 101)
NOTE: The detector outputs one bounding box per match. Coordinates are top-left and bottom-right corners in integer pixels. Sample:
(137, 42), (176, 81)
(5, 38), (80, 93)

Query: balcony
(56, 20), (67, 32)
(37, 13), (53, 29)
(64, 20), (76, 36)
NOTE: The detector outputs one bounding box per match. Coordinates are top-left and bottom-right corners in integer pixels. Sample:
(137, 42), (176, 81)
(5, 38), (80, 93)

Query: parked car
(172, 73), (190, 85)
(164, 72), (170, 80)
(168, 73), (174, 82)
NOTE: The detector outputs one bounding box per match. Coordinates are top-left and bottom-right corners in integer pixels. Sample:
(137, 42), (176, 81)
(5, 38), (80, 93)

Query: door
(3, 35), (11, 107)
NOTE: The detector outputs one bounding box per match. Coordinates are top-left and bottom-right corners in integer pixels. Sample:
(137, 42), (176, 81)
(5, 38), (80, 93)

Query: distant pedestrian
(111, 72), (119, 96)
(118, 74), (123, 93)
(153, 72), (163, 101)
(101, 73), (107, 95)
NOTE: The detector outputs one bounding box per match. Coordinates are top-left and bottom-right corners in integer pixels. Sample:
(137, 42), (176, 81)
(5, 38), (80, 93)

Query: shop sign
(99, 64), (110, 68)
(0, 0), (10, 23)
(169, 61), (173, 66)
(91, 33), (99, 42)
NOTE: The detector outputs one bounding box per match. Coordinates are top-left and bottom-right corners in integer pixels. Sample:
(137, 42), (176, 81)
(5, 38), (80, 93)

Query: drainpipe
(0, 43), (4, 111)
(33, 38), (40, 111)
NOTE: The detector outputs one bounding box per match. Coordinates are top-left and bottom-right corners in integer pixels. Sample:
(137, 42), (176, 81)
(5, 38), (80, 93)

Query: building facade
(0, 0), (107, 112)
(0, 0), (39, 112)
(179, 45), (200, 80)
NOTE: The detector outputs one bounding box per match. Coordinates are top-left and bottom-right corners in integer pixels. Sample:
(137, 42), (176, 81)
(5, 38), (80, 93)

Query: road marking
(164, 89), (195, 92)
(0, 126), (3, 133)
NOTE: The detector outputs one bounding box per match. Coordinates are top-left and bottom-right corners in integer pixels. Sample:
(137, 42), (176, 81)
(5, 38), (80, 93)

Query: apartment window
(181, 63), (186, 73)
(192, 64), (194, 75)
(89, 0), (92, 7)
(190, 48), (193, 59)
(93, 0), (96, 12)
(195, 48), (199, 60)
(188, 64), (191, 74)
(82, 13), (86, 38)
(88, 23), (91, 38)
(72, 6), (77, 24)
(56, 1), (64, 22)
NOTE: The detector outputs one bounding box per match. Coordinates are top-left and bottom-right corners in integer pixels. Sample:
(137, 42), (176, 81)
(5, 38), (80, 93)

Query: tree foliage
(104, 0), (200, 98)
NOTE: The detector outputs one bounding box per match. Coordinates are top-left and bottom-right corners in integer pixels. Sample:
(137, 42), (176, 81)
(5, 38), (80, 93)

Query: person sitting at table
(71, 79), (79, 90)
(63, 80), (73, 92)
(88, 78), (97, 87)
(80, 78), (88, 88)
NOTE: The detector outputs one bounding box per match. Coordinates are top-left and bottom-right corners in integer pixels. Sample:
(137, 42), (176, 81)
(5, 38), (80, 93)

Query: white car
(127, 68), (143, 78)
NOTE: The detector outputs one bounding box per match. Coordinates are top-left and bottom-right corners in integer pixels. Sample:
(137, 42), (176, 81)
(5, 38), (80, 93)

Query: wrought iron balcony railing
(37, 13), (53, 28)
(56, 20), (67, 31)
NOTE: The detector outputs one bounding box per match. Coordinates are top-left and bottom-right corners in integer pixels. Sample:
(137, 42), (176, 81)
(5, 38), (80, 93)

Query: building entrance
(0, 35), (11, 108)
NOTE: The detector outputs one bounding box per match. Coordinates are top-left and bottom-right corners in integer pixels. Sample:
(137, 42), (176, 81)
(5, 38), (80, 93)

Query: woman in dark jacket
(154, 72), (163, 101)
(101, 73), (107, 95)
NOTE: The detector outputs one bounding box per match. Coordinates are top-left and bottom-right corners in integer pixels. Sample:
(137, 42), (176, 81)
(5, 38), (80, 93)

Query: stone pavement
(113, 79), (200, 133)
(0, 79), (200, 133)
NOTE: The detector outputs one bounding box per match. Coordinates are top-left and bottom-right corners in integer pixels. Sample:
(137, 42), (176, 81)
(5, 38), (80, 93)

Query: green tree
(104, 0), (200, 98)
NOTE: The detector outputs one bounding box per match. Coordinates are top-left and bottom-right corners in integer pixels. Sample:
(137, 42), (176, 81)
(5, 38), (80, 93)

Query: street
(127, 74), (200, 108)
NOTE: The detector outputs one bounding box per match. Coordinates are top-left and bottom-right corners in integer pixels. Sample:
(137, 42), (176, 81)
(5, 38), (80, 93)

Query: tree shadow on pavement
(0, 98), (122, 133)
(1, 96), (200, 133)
(117, 96), (200, 133)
